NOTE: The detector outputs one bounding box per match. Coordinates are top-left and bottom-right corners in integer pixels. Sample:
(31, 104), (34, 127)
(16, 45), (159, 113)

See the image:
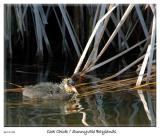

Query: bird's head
(62, 78), (78, 94)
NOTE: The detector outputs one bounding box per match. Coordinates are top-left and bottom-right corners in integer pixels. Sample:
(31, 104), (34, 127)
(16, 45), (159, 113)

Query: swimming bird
(22, 78), (78, 100)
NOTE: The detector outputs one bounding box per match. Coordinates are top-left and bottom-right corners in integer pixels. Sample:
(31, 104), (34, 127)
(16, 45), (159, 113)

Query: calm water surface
(4, 61), (156, 127)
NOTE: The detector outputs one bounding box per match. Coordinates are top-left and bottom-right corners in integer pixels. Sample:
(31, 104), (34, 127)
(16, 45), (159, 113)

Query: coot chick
(23, 78), (77, 100)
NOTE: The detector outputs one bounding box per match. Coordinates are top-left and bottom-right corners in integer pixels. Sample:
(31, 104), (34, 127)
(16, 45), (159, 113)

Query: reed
(81, 5), (135, 73)
(71, 4), (156, 126)
(75, 72), (155, 92)
(73, 5), (118, 74)
(4, 4), (156, 126)
(59, 5), (81, 58)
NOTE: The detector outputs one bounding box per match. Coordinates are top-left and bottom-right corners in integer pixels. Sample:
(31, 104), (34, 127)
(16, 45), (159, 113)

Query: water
(4, 61), (156, 127)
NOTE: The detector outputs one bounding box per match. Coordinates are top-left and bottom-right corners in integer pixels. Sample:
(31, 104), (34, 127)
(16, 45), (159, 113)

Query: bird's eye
(67, 79), (75, 86)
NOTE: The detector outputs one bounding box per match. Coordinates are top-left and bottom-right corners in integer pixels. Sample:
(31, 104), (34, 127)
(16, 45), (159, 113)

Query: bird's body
(23, 79), (76, 100)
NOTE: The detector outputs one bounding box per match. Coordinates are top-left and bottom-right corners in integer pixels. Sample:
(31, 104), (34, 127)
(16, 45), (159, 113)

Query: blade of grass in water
(33, 5), (43, 60)
(125, 19), (139, 41)
(92, 5), (100, 30)
(32, 5), (53, 59)
(105, 29), (116, 47)
(59, 5), (81, 58)
(129, 101), (139, 126)
(74, 5), (118, 74)
(14, 5), (24, 38)
(135, 5), (149, 38)
(89, 5), (135, 69)
(39, 18), (53, 57)
(52, 7), (72, 58)
(64, 6), (82, 51)
(145, 14), (156, 126)
(110, 11), (129, 49)
(136, 15), (156, 125)
(93, 4), (107, 56)
(116, 6), (128, 67)
(78, 81), (156, 98)
(22, 5), (28, 19)
(117, 6), (121, 51)
(146, 91), (156, 126)
(21, 5), (28, 31)
(102, 54), (145, 81)
(150, 5), (156, 16)
(45, 6), (51, 19)
(146, 14), (156, 81)
(38, 5), (48, 25)
(81, 5), (135, 74)
(86, 38), (149, 73)
(136, 45), (154, 85)
(4, 5), (12, 58)
(38, 5), (53, 57)
(83, 5), (109, 70)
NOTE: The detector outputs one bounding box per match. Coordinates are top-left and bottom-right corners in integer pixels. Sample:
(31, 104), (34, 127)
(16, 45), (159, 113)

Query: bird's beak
(64, 83), (78, 94)
(70, 86), (79, 94)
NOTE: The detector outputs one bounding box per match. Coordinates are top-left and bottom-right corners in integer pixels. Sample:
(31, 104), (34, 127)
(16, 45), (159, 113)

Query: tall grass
(4, 5), (12, 58)
(59, 5), (81, 57)
(74, 5), (118, 73)
(4, 4), (156, 126)
(72, 4), (156, 126)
